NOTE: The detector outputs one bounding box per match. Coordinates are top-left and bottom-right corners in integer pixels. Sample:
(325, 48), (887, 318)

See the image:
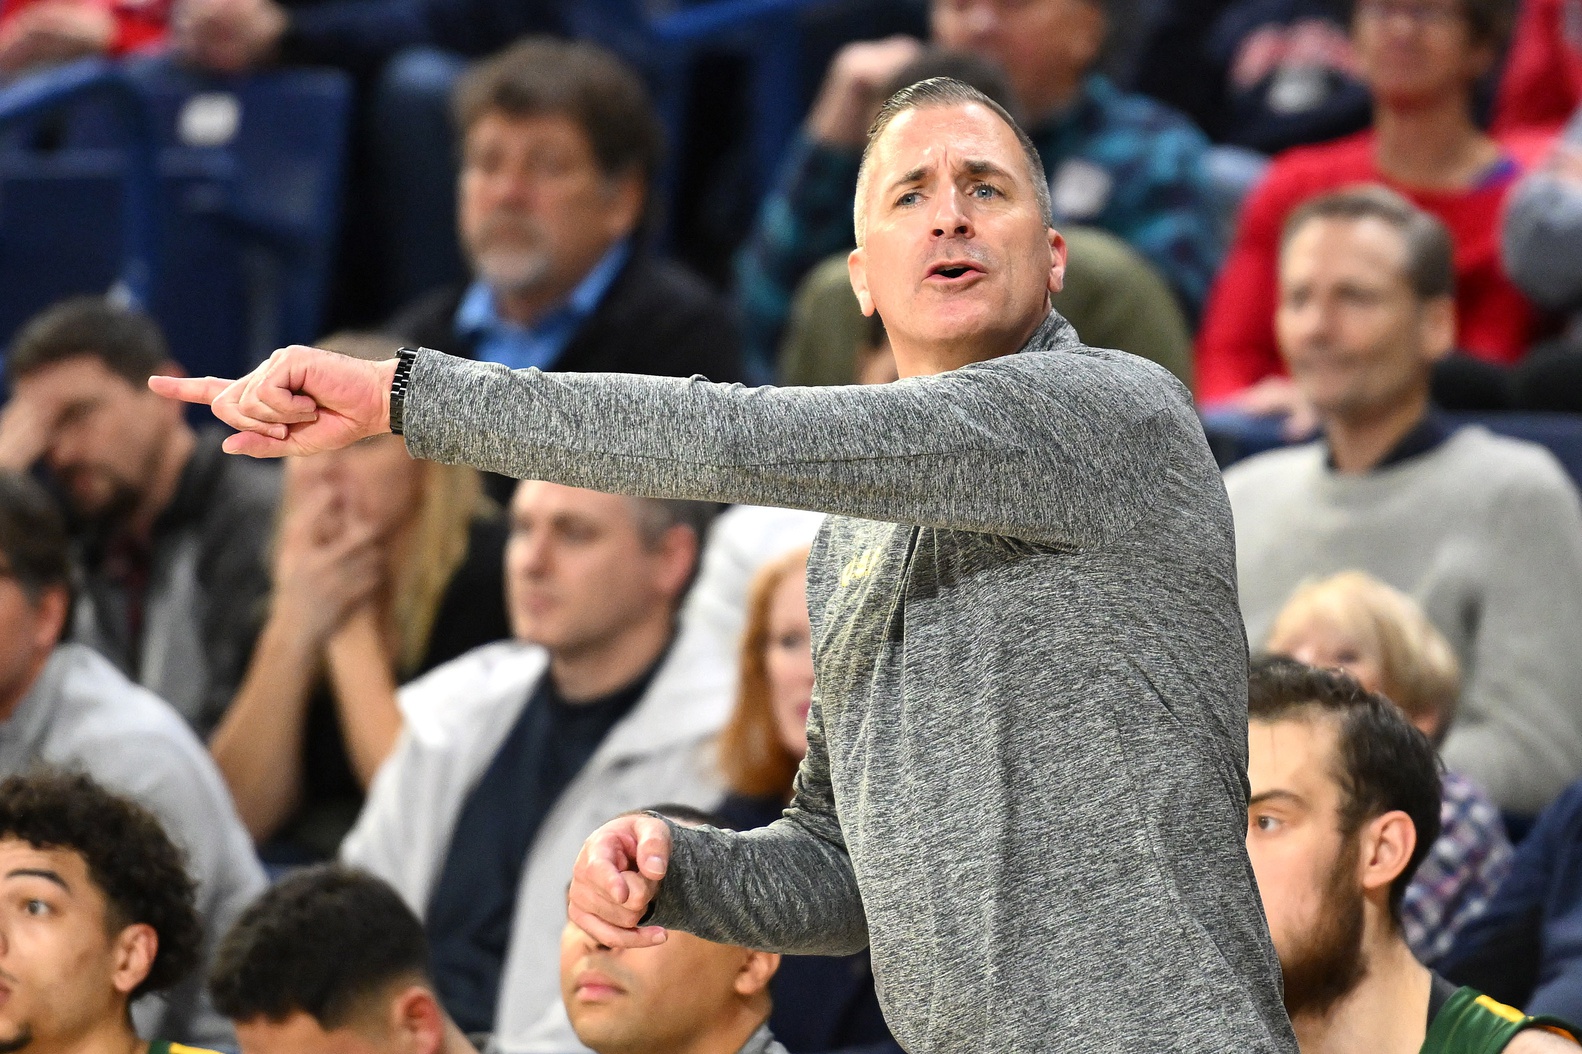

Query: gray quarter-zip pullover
(402, 310), (1296, 1054)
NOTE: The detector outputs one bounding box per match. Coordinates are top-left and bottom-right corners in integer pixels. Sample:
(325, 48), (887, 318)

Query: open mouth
(926, 260), (984, 282)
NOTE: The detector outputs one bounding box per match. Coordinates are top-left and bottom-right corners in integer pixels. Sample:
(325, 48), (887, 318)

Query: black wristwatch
(389, 346), (421, 436)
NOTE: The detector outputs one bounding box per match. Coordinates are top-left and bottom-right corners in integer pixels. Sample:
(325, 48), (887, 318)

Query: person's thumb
(635, 818), (671, 880)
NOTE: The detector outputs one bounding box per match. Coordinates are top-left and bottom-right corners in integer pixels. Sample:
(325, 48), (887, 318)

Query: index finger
(148, 375), (232, 405)
(582, 836), (635, 905)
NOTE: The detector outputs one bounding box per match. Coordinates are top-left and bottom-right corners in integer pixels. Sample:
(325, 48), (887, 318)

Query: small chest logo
(839, 548), (881, 588)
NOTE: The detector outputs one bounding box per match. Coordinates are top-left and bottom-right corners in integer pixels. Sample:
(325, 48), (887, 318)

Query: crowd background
(3, 0), (1582, 1050)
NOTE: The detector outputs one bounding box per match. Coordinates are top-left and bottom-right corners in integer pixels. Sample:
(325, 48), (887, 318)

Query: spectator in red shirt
(1492, 0), (1582, 135)
(1196, 0), (1546, 417)
(0, 0), (165, 78)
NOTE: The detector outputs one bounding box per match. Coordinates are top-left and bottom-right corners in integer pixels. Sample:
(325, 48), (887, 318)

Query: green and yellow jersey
(147, 1042), (224, 1054)
(1423, 977), (1579, 1054)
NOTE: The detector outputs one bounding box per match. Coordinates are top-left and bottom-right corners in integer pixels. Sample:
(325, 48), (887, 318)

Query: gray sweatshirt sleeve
(1502, 107), (1582, 311)
(646, 690), (869, 955)
(402, 340), (1175, 549)
(1439, 455), (1582, 814)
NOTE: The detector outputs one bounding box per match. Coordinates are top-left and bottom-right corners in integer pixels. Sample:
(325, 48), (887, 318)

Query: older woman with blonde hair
(1265, 570), (1512, 966)
(712, 545), (900, 1054)
(210, 333), (510, 861)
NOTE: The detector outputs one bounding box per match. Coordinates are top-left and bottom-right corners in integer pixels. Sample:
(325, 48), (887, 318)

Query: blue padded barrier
(566, 0), (841, 231)
(0, 59), (159, 322)
(0, 57), (351, 379)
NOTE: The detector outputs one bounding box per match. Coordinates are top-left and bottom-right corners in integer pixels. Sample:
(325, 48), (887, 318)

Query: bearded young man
(153, 77), (1293, 1052)
(1246, 657), (1581, 1054)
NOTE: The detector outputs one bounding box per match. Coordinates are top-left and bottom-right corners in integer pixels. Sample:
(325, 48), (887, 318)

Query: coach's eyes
(895, 191), (921, 207)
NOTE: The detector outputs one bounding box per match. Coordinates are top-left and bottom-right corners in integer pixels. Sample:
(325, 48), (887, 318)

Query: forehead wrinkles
(876, 112), (1016, 184)
(857, 102), (1031, 241)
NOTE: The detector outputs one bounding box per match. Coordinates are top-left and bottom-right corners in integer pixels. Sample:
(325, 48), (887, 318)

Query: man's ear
(848, 247), (874, 316)
(604, 174), (647, 241)
(654, 523), (700, 605)
(733, 950), (781, 998)
(1046, 228), (1068, 296)
(109, 922), (158, 997)
(390, 986), (448, 1054)
(1419, 295), (1456, 365)
(1061, 3), (1109, 82)
(32, 584), (69, 655)
(1358, 810), (1418, 896)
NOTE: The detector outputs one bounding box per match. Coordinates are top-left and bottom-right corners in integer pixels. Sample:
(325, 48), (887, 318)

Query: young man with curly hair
(0, 470), (265, 1047)
(0, 770), (216, 1054)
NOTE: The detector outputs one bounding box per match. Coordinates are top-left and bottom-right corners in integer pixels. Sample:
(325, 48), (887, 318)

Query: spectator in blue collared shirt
(735, 2), (1221, 376)
(387, 37), (744, 445)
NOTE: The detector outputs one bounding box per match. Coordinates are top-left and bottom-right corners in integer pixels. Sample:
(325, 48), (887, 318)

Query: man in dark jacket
(0, 297), (277, 737)
(385, 38), (743, 391)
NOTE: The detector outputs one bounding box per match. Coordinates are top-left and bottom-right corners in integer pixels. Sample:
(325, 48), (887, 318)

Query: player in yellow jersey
(1246, 658), (1581, 1054)
(0, 771), (216, 1054)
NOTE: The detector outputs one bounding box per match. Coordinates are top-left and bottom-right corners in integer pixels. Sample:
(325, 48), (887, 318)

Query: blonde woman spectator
(1266, 570), (1513, 966)
(210, 333), (508, 859)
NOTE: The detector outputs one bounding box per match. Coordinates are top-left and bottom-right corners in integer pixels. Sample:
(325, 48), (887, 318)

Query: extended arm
(150, 333), (1178, 547)
(402, 339), (1167, 549)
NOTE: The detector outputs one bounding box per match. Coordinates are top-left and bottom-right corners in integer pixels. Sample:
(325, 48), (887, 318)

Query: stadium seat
(565, 0), (837, 214)
(0, 56), (352, 378)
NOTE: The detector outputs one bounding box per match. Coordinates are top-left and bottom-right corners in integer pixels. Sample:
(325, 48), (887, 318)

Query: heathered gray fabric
(1226, 427), (1582, 814)
(404, 310), (1295, 1054)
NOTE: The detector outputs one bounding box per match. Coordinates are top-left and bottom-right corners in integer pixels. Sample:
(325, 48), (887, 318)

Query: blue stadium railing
(568, 0), (844, 213)
(0, 59), (160, 310)
(0, 57), (352, 379)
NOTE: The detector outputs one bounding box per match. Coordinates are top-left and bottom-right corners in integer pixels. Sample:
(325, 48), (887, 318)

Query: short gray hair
(628, 497), (720, 549)
(853, 77), (1053, 246)
(1281, 185), (1455, 301)
(628, 496), (720, 603)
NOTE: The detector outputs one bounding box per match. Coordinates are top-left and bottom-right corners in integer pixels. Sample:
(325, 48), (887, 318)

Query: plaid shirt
(1404, 770), (1514, 967)
(734, 73), (1220, 375)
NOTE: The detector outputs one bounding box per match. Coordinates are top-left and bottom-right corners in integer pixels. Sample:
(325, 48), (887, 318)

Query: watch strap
(389, 346), (421, 436)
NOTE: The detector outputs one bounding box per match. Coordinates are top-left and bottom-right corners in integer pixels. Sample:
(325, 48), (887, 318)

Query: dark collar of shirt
(1324, 410), (1455, 472)
(543, 642), (664, 727)
(454, 238), (632, 372)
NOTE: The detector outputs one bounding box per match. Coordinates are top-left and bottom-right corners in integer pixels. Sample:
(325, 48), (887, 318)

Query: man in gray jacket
(0, 471), (265, 1048)
(154, 77), (1295, 1052)
(339, 479), (727, 1050)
